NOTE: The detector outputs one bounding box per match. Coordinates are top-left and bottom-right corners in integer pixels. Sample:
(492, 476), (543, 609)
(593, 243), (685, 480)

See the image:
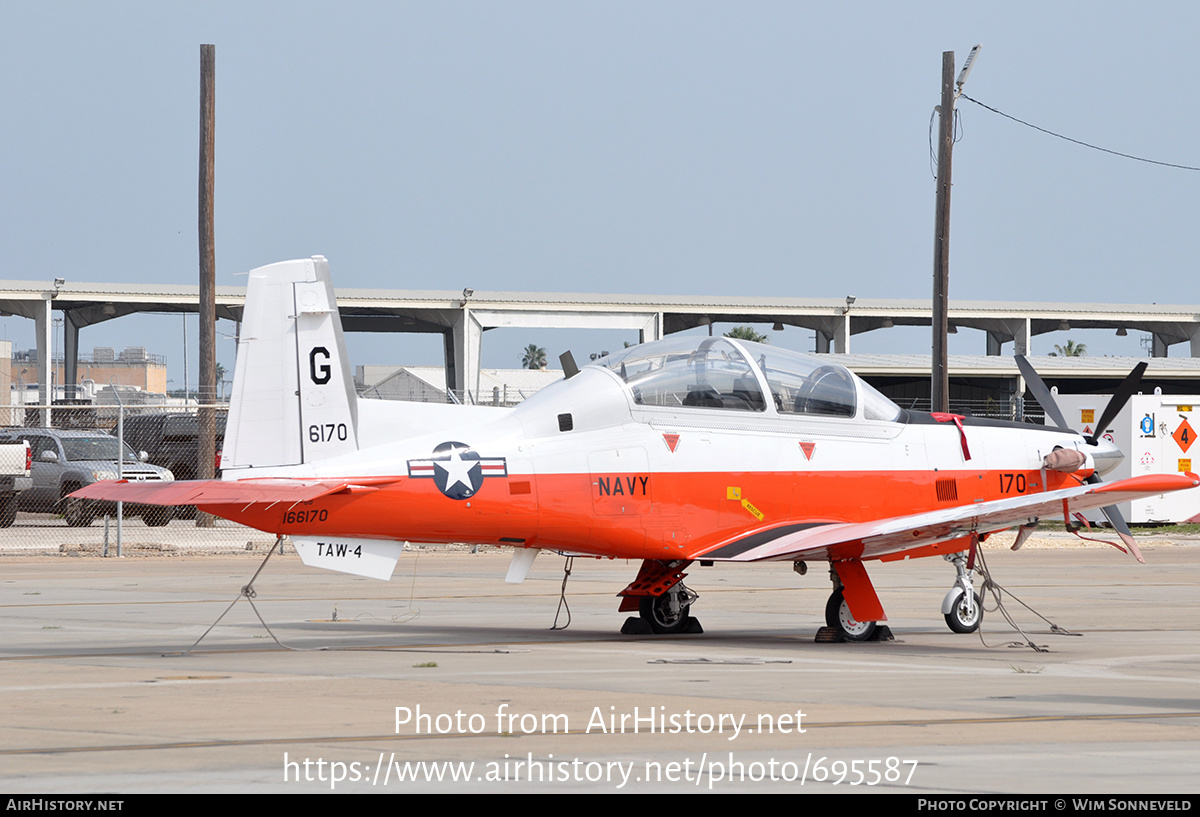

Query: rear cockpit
(595, 337), (901, 422)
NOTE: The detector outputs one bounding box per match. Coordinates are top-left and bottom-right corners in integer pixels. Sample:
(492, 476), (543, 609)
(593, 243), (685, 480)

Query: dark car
(120, 412), (225, 519)
(121, 412), (226, 481)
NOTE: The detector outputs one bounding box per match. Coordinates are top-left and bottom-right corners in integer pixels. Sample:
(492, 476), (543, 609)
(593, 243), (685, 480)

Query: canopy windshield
(746, 343), (900, 421)
(599, 337), (765, 411)
(598, 337), (901, 421)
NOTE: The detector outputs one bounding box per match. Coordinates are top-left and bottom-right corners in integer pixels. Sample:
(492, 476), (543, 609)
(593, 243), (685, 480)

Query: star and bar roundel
(407, 441), (507, 500)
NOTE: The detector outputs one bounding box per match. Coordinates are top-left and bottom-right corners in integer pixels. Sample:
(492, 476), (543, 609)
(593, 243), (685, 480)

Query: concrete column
(35, 294), (53, 426)
(814, 330), (831, 354)
(639, 312), (663, 344)
(834, 313), (850, 354)
(1013, 318), (1031, 356)
(441, 331), (457, 400)
(450, 307), (483, 403)
(986, 331), (1003, 356)
(63, 312), (80, 400)
(1152, 333), (1169, 358)
(1190, 328), (1200, 358)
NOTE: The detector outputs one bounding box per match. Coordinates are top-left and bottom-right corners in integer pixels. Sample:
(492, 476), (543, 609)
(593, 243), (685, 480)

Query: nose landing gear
(941, 551), (983, 633)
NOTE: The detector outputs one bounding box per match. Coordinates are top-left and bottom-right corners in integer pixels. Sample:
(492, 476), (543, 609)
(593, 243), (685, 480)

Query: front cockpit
(595, 336), (901, 422)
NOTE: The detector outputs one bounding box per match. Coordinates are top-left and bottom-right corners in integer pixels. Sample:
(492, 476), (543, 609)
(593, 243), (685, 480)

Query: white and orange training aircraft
(75, 257), (1200, 641)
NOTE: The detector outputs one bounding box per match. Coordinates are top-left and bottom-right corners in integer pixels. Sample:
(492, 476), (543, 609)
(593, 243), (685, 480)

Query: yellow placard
(1179, 405), (1193, 413)
(1081, 409), (1095, 423)
(1180, 459), (1192, 473)
(726, 487), (741, 500)
(741, 499), (764, 521)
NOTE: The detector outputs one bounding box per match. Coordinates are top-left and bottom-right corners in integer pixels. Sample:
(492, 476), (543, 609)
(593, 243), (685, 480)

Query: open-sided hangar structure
(3, 278), (1200, 417)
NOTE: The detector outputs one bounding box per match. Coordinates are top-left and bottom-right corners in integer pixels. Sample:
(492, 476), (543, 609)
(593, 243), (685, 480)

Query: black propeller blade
(1015, 354), (1147, 561)
(1014, 355), (1069, 429)
(1087, 361), (1146, 445)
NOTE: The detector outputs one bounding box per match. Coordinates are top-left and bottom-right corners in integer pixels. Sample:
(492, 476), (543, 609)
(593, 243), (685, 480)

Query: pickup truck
(0, 437), (33, 527)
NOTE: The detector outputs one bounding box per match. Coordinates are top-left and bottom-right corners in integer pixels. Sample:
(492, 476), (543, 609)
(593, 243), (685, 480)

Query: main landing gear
(619, 559), (703, 635)
(941, 551), (983, 634)
(817, 561), (891, 643)
(824, 587), (878, 642)
(639, 584), (699, 635)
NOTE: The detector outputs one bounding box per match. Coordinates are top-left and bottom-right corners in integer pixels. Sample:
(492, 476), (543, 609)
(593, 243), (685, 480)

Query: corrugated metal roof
(830, 354), (1200, 377)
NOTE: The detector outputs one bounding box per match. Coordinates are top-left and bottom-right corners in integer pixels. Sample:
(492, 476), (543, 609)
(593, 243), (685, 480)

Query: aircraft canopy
(597, 336), (901, 421)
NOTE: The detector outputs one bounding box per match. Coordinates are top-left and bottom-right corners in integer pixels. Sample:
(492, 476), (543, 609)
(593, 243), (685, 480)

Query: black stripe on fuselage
(702, 522), (833, 559)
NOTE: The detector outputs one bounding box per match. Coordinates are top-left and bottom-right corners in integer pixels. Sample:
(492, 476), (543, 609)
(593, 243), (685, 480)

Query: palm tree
(1049, 340), (1087, 357)
(724, 326), (769, 344)
(521, 344), (547, 370)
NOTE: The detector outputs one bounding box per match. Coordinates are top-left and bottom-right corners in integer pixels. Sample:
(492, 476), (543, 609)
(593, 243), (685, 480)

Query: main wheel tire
(63, 497), (94, 527)
(944, 590), (983, 634)
(824, 588), (877, 642)
(0, 494), (16, 528)
(144, 507), (173, 527)
(639, 591), (692, 635)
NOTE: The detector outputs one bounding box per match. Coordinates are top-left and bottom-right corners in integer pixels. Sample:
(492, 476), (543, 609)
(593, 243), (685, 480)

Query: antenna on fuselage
(560, 351), (580, 379)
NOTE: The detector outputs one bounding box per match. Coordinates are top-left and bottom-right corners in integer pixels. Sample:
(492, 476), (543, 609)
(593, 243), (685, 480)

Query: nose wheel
(942, 551), (983, 634)
(944, 589), (983, 633)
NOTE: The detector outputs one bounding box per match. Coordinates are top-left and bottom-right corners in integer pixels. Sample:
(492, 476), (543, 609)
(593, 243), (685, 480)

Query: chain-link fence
(0, 403), (278, 556)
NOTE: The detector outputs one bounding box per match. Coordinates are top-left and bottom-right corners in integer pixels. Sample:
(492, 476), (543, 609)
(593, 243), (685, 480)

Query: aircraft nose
(1091, 436), (1124, 476)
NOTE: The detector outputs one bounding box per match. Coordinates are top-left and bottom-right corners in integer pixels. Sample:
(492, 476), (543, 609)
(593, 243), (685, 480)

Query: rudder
(223, 256), (359, 470)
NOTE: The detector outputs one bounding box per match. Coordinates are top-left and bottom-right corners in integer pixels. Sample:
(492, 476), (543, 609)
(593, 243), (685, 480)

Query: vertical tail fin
(222, 256), (359, 470)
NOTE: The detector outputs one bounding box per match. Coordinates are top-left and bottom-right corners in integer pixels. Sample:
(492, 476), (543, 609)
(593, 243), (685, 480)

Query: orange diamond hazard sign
(1173, 419), (1196, 453)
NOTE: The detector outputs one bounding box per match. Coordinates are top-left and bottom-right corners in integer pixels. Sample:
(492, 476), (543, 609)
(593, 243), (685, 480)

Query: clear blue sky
(2, 2), (1197, 385)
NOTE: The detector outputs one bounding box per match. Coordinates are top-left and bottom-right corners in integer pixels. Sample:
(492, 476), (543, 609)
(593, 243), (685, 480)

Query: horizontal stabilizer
(696, 473), (1200, 564)
(70, 477), (400, 507)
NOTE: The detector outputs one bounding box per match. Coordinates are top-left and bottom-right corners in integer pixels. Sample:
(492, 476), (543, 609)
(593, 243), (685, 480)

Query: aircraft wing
(70, 476), (400, 507)
(695, 473), (1199, 564)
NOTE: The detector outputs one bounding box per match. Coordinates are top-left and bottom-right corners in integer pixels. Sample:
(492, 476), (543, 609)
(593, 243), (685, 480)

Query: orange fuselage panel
(201, 466), (1077, 562)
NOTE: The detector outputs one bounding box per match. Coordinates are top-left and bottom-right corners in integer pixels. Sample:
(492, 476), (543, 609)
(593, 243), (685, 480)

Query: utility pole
(931, 45), (980, 413)
(197, 44), (216, 526)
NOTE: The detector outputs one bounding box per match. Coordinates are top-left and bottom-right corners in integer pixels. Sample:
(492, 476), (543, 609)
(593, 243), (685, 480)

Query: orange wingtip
(1091, 474), (1199, 494)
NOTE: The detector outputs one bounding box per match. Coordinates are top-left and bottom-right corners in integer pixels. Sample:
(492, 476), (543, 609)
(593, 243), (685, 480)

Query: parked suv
(0, 428), (175, 526)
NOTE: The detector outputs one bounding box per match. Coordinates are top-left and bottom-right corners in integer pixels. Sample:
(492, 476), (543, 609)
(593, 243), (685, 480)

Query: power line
(960, 93), (1200, 172)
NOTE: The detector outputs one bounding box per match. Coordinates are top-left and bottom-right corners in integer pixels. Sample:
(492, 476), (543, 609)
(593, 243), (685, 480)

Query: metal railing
(895, 397), (1045, 424)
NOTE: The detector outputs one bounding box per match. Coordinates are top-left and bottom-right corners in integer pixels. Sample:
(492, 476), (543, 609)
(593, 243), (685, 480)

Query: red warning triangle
(1082, 425), (1092, 436)
(799, 441), (815, 460)
(662, 433), (680, 453)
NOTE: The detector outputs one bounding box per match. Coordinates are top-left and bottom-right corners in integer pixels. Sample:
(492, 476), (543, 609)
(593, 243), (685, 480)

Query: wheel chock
(620, 616), (704, 635)
(815, 624), (895, 643)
